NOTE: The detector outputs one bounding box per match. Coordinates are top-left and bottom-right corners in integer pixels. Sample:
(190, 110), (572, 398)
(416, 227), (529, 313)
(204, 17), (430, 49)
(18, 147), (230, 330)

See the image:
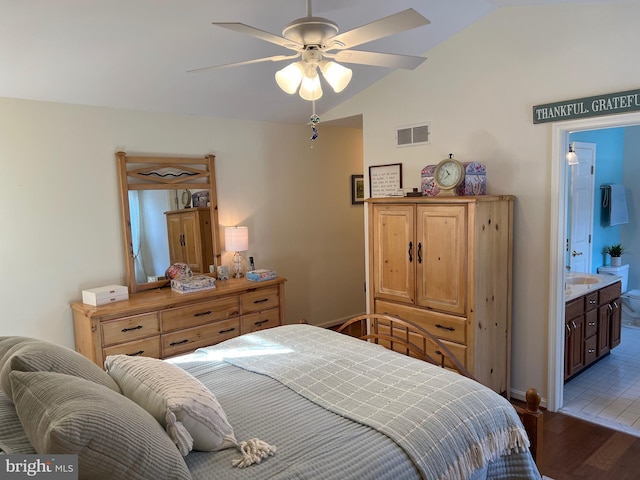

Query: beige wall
(0, 98), (365, 348)
(325, 2), (640, 401)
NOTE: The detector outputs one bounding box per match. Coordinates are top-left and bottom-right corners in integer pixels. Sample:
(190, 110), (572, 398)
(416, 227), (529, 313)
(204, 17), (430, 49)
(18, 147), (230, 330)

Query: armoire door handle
(408, 241), (413, 262)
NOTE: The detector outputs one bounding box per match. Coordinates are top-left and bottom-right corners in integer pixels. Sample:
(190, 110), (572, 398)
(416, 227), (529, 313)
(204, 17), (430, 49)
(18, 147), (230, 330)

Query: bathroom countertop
(565, 273), (623, 302)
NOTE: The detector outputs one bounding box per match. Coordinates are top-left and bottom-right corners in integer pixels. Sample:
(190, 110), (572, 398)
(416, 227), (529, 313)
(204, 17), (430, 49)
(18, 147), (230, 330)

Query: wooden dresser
(367, 196), (514, 394)
(71, 277), (286, 367)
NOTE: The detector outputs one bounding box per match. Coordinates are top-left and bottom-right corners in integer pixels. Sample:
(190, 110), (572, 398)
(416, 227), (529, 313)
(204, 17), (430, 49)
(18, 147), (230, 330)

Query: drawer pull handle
(254, 320), (269, 326)
(588, 348), (595, 354)
(194, 310), (212, 317)
(435, 350), (442, 356)
(253, 299), (269, 304)
(589, 299), (597, 304)
(170, 339), (189, 346)
(219, 327), (236, 334)
(435, 324), (455, 332)
(121, 325), (143, 332)
(588, 322), (596, 326)
(127, 350), (144, 356)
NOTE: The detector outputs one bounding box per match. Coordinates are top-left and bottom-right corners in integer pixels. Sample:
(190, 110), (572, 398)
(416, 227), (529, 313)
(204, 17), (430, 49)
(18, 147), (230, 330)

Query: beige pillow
(9, 370), (191, 480)
(0, 336), (120, 399)
(105, 354), (236, 456)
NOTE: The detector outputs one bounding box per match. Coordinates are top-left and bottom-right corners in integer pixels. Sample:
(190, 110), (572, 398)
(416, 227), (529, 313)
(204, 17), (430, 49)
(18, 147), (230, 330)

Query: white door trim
(549, 111), (640, 412)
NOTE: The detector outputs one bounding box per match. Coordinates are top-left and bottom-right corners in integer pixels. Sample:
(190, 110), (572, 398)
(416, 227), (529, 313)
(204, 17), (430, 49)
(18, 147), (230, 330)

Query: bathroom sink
(565, 275), (600, 285)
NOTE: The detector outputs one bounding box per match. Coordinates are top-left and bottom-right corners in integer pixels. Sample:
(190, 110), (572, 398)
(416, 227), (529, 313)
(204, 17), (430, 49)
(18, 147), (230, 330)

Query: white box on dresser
(82, 285), (129, 306)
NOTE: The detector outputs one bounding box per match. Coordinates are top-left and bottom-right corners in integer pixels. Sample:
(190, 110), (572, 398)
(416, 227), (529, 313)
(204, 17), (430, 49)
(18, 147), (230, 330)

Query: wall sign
(369, 163), (403, 197)
(532, 88), (640, 124)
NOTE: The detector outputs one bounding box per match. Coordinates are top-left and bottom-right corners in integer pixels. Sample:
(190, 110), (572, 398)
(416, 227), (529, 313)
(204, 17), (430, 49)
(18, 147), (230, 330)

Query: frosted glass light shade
(299, 73), (323, 101)
(566, 145), (579, 165)
(225, 226), (248, 252)
(320, 61), (352, 93)
(275, 62), (304, 94)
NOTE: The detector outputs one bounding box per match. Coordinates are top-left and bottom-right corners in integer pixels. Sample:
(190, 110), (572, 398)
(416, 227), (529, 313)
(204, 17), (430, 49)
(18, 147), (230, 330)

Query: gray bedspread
(173, 324), (541, 480)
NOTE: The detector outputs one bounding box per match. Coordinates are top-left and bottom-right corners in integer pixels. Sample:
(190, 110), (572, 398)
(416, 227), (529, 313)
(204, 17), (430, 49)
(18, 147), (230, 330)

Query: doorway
(549, 111), (640, 413)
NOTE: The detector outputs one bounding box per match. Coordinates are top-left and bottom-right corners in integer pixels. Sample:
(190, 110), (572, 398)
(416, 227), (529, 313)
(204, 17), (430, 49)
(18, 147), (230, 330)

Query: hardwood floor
(540, 409), (640, 479)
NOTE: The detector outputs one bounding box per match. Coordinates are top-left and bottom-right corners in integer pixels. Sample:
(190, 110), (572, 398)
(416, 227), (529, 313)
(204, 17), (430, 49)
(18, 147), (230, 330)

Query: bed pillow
(0, 336), (120, 399)
(9, 370), (191, 480)
(105, 354), (236, 456)
(0, 388), (35, 454)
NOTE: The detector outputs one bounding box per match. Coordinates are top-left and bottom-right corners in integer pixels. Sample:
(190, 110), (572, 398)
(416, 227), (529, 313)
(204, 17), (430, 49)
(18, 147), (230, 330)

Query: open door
(568, 141), (596, 273)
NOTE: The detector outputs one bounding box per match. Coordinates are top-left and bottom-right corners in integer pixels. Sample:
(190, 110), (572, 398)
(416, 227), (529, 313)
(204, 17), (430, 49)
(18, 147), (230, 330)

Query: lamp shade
(299, 72), (323, 101)
(319, 61), (352, 93)
(566, 144), (579, 165)
(275, 62), (304, 94)
(225, 226), (248, 252)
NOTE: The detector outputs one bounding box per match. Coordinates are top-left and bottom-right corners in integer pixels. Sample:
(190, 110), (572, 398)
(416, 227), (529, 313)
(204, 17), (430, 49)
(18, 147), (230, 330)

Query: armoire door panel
(416, 205), (467, 315)
(372, 205), (415, 303)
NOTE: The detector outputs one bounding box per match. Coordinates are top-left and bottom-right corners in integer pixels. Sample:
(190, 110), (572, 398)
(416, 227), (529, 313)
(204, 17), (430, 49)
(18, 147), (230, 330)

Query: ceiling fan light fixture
(319, 60), (352, 93)
(299, 72), (323, 101)
(275, 62), (304, 94)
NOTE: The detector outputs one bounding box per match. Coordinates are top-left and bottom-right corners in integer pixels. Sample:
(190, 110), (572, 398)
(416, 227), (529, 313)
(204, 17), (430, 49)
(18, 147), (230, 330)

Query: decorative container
(171, 275), (216, 294)
(421, 161), (486, 196)
(82, 285), (129, 306)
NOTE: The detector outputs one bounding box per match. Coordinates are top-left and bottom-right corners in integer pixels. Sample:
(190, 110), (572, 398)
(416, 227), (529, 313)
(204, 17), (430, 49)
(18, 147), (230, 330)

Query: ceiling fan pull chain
(310, 101), (320, 145)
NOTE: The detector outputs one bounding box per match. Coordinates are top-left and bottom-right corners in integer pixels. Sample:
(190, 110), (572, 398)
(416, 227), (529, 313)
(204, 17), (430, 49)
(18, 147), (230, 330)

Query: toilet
(597, 264), (640, 324)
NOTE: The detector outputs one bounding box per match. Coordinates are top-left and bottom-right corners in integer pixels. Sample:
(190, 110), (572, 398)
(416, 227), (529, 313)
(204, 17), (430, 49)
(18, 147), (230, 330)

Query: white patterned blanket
(198, 324), (530, 480)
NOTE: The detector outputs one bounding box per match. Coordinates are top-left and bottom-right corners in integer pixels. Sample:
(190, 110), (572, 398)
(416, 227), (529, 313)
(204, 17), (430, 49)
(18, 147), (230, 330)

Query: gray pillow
(0, 336), (120, 399)
(105, 354), (236, 456)
(0, 389), (35, 454)
(9, 370), (191, 480)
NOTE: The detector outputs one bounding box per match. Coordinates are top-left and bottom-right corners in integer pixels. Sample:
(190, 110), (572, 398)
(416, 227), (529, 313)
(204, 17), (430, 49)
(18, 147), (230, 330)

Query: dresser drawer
(240, 287), (279, 314)
(376, 321), (467, 369)
(241, 308), (281, 334)
(103, 336), (161, 359)
(584, 310), (597, 338)
(162, 318), (240, 357)
(101, 313), (159, 346)
(161, 296), (240, 332)
(375, 300), (466, 344)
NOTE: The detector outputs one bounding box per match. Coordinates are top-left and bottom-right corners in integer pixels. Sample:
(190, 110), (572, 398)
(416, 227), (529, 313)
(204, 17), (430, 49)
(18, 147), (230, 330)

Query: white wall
(0, 98), (365, 348)
(325, 2), (640, 400)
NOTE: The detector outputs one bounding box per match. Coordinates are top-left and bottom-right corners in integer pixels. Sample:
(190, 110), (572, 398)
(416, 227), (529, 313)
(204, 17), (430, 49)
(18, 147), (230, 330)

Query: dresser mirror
(116, 151), (221, 293)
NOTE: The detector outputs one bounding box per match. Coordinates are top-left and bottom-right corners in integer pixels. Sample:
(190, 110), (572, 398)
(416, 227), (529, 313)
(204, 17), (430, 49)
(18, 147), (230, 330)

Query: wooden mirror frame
(116, 152), (221, 293)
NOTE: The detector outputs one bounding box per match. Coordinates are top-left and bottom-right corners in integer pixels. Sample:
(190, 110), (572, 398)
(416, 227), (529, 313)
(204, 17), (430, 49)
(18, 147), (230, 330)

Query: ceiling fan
(188, 0), (430, 101)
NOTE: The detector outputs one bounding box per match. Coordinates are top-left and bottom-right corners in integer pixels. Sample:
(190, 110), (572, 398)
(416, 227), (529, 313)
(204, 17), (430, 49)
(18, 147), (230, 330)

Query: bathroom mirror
(116, 151), (221, 293)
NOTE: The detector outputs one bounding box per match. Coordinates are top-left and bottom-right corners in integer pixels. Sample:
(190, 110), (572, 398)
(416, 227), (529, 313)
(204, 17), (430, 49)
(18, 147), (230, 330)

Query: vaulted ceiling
(0, 0), (618, 125)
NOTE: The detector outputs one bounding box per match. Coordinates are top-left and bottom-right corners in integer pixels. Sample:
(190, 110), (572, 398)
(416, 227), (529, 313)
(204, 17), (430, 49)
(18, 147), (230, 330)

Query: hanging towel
(603, 184), (629, 226)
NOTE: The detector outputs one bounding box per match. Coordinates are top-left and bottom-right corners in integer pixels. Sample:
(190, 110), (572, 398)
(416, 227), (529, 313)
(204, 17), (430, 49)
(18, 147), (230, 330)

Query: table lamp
(225, 226), (249, 278)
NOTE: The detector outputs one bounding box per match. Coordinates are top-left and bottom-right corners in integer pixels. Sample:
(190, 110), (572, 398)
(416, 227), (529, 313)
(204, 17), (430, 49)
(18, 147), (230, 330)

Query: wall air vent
(395, 123), (431, 147)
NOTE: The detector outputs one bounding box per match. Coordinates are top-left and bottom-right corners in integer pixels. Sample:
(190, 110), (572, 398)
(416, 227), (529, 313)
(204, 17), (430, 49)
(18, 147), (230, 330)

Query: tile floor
(562, 324), (640, 437)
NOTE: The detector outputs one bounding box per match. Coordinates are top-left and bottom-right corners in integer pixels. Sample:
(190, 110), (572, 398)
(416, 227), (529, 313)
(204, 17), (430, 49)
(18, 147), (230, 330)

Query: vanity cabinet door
(610, 298), (622, 348)
(597, 305), (611, 358)
(565, 314), (585, 378)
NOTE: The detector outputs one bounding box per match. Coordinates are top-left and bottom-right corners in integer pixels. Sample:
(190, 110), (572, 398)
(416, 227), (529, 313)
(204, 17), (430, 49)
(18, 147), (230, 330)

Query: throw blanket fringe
(443, 426), (528, 480)
(232, 438), (277, 468)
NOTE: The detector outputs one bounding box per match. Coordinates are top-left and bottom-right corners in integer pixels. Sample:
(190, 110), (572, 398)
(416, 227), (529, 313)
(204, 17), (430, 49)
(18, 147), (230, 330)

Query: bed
(0, 316), (542, 480)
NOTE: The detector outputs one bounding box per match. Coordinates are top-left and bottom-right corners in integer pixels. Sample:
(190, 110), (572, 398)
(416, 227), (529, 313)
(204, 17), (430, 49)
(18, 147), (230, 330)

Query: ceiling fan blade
(212, 22), (301, 51)
(187, 54), (299, 73)
(332, 50), (426, 70)
(328, 9), (430, 50)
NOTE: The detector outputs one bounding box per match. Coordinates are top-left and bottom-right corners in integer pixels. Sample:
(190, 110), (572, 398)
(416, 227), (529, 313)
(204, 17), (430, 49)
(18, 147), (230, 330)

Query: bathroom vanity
(564, 273), (622, 381)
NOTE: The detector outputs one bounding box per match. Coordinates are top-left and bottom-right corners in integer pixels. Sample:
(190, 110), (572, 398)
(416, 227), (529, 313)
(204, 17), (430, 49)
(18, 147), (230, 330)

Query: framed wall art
(351, 174), (364, 205)
(369, 163), (403, 198)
